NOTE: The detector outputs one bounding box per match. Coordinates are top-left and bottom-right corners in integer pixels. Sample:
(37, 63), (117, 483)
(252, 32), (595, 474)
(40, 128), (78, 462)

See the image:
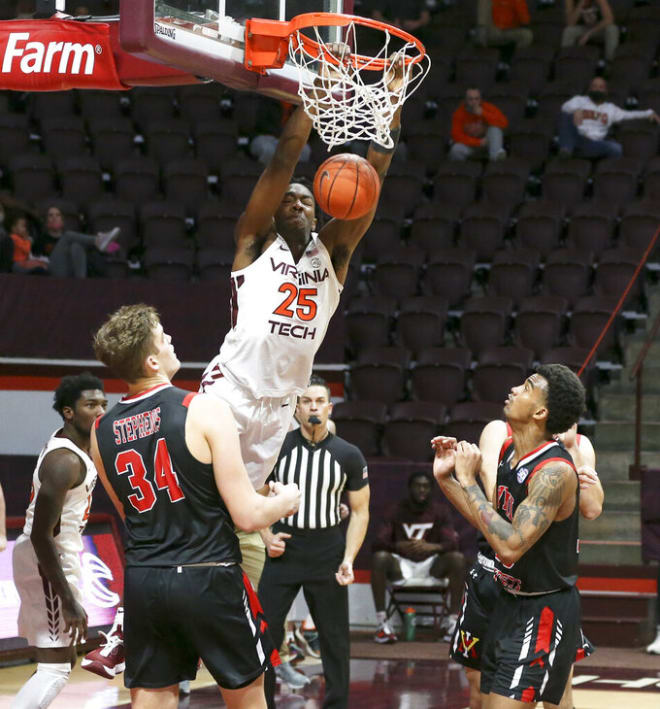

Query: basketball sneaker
(81, 607), (125, 679)
(95, 227), (121, 253)
(294, 627), (320, 659)
(275, 662), (311, 688)
(373, 622), (397, 644)
(646, 633), (660, 655)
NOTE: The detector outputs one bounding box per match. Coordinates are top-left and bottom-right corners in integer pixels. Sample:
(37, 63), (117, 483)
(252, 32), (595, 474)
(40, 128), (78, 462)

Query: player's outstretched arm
(318, 58), (405, 283)
(234, 107), (314, 258)
(189, 395), (300, 530)
(30, 449), (89, 644)
(455, 442), (575, 566)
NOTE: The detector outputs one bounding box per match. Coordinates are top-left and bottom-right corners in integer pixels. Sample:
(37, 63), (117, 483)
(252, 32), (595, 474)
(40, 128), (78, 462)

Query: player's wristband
(370, 127), (401, 154)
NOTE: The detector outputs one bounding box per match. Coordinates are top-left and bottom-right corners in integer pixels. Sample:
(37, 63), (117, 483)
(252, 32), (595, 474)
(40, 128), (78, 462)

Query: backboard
(120, 0), (352, 100)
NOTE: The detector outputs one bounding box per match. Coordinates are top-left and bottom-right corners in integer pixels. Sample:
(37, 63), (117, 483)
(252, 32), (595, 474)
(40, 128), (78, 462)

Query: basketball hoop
(245, 13), (430, 149)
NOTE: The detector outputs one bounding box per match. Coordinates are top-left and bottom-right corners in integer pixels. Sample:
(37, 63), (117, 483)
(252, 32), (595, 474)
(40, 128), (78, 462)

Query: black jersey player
(433, 364), (586, 708)
(91, 304), (300, 709)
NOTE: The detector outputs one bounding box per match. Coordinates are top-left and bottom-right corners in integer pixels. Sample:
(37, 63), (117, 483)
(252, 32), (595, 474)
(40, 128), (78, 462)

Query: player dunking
(199, 54), (407, 588)
(12, 374), (107, 709)
(433, 364), (587, 708)
(440, 419), (603, 709)
(91, 304), (301, 709)
(85, 49), (407, 679)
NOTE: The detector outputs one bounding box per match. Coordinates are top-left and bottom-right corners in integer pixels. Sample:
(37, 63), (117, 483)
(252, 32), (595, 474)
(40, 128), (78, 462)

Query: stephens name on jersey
(493, 439), (578, 594)
(95, 384), (240, 567)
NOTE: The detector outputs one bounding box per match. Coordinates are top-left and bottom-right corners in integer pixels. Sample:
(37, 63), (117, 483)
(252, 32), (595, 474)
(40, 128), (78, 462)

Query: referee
(259, 376), (370, 709)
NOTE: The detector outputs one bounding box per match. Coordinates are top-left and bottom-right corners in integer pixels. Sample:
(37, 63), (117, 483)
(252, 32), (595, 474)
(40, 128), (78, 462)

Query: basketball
(313, 154), (380, 220)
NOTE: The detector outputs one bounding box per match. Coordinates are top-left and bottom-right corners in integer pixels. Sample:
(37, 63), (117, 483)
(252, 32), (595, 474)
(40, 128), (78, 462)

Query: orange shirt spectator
(10, 229), (31, 262)
(9, 214), (48, 274)
(449, 88), (509, 162)
(492, 0), (530, 29)
(452, 101), (509, 147)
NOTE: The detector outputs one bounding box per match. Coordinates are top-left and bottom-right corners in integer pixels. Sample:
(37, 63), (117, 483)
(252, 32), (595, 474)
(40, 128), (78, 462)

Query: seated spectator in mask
(33, 205), (120, 278)
(449, 87), (508, 162)
(559, 77), (660, 159)
(476, 0), (533, 49)
(561, 0), (619, 63)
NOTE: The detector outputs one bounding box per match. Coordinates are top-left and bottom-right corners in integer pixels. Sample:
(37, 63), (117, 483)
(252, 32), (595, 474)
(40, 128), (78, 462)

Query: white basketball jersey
(22, 431), (97, 556)
(216, 234), (342, 398)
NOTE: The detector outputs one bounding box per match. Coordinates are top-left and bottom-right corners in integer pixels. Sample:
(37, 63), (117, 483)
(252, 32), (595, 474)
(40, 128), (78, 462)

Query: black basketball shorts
(449, 556), (502, 670)
(124, 564), (279, 690)
(480, 585), (582, 705)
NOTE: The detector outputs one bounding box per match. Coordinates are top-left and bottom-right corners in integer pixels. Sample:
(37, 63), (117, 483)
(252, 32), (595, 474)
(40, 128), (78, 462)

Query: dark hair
(535, 364), (585, 435)
(53, 372), (104, 417)
(308, 374), (331, 400)
(408, 470), (433, 487)
(291, 175), (314, 194)
(7, 210), (27, 232)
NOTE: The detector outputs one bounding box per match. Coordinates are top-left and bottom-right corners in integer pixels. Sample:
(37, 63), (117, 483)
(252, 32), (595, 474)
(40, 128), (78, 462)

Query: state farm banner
(0, 19), (127, 91)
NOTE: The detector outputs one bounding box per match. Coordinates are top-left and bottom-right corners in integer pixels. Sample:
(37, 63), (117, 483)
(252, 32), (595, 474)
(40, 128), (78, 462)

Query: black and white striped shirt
(272, 429), (368, 529)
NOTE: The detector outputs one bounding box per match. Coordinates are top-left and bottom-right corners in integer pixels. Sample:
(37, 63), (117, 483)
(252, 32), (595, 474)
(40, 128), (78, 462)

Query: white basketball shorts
(200, 361), (297, 489)
(12, 534), (83, 648)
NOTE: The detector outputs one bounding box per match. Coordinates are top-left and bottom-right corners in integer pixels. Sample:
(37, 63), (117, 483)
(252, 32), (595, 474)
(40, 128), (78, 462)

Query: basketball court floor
(0, 642), (658, 708)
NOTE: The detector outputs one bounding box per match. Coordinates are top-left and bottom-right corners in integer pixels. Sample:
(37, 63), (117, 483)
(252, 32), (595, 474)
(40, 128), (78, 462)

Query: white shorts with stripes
(199, 361), (297, 490)
(12, 534), (83, 648)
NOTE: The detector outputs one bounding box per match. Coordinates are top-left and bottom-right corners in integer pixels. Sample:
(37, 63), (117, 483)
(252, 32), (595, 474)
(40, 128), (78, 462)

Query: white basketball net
(288, 21), (430, 150)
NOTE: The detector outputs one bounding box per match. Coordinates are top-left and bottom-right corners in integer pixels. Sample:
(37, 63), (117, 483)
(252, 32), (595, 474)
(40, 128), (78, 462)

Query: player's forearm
(270, 105), (314, 172)
(436, 475), (480, 530)
(366, 107), (402, 180)
(460, 483), (523, 564)
(343, 507), (369, 564)
(239, 494), (290, 532)
(579, 482), (604, 520)
(30, 533), (77, 604)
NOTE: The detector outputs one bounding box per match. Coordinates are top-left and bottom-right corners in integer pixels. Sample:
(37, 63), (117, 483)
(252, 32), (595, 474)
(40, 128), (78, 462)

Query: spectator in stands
(561, 0), (619, 63)
(476, 0), (533, 49)
(370, 471), (466, 644)
(369, 0), (432, 34)
(32, 205), (120, 279)
(8, 213), (49, 275)
(0, 203), (13, 273)
(559, 77), (660, 159)
(449, 87), (508, 162)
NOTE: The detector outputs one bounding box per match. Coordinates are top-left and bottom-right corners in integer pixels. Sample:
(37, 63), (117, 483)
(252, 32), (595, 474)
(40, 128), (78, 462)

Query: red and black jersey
(493, 439), (578, 594)
(95, 384), (240, 567)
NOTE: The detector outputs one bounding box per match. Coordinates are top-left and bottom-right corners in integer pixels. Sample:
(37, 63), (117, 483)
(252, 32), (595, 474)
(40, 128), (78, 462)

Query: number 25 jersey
(216, 234), (342, 399)
(95, 384), (241, 567)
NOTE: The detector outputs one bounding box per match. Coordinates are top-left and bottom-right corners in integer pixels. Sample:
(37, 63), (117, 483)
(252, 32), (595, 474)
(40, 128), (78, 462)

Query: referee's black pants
(259, 523), (350, 709)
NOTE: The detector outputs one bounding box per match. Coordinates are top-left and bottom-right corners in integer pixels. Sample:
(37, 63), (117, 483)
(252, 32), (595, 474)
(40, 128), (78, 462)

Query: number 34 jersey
(216, 234), (342, 399)
(95, 384), (241, 567)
